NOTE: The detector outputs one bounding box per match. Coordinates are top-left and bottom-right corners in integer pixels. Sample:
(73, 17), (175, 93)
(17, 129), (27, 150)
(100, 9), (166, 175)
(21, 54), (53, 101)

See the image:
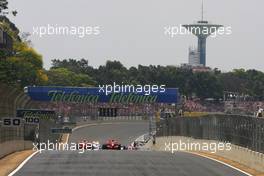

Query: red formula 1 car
(101, 139), (126, 150)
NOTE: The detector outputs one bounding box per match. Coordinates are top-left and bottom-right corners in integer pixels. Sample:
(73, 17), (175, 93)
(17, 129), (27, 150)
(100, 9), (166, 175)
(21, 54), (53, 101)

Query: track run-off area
(11, 122), (249, 176)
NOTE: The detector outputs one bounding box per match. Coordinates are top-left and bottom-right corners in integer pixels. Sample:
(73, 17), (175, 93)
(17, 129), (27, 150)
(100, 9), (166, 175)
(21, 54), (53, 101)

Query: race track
(69, 122), (149, 145)
(13, 122), (248, 176)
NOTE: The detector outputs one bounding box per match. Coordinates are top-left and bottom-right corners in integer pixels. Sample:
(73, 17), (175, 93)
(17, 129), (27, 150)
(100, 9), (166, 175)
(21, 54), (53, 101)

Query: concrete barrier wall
(0, 119), (61, 159)
(145, 136), (264, 173)
(157, 115), (264, 153)
(75, 116), (148, 126)
(0, 140), (33, 159)
(99, 116), (145, 121)
(0, 83), (35, 159)
(76, 116), (147, 122)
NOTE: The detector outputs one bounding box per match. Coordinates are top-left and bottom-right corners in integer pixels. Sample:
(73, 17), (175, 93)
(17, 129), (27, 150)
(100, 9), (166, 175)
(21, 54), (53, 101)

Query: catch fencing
(157, 114), (264, 153)
(0, 83), (31, 149)
(0, 84), (61, 158)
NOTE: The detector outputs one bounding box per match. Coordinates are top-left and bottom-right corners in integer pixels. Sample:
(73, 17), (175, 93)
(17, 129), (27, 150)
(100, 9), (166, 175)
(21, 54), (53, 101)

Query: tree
(51, 58), (93, 74)
(0, 41), (48, 87)
(46, 68), (95, 87)
(49, 59), (264, 101)
(0, 0), (17, 16)
(193, 72), (223, 99)
(0, 56), (47, 87)
(0, 0), (8, 14)
(218, 69), (264, 100)
(91, 60), (128, 85)
(13, 42), (43, 69)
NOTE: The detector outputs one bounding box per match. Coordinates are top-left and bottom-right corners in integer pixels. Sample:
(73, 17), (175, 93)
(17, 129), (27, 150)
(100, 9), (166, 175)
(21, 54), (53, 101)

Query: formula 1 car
(101, 139), (126, 150)
(77, 140), (100, 150)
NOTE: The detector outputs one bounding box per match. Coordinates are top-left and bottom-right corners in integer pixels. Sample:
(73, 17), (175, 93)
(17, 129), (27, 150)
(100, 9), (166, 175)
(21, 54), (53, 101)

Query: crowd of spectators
(183, 100), (224, 113)
(183, 100), (207, 112)
(36, 99), (263, 117)
(37, 101), (171, 117)
(230, 101), (264, 116)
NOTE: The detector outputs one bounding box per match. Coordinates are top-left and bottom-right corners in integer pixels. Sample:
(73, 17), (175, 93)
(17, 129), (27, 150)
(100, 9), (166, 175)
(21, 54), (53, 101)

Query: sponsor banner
(16, 109), (56, 123)
(26, 86), (179, 104)
(51, 127), (72, 134)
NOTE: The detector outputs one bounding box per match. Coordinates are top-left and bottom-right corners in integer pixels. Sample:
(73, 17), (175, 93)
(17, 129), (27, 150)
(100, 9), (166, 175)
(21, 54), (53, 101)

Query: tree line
(49, 59), (264, 100)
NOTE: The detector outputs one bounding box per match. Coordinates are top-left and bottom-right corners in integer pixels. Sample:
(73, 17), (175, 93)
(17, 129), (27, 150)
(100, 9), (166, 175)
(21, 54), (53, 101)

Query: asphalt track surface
(69, 122), (149, 145)
(14, 122), (248, 176)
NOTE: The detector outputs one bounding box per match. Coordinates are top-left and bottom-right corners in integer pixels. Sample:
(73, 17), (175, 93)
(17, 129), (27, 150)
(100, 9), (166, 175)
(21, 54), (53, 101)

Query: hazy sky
(8, 0), (264, 71)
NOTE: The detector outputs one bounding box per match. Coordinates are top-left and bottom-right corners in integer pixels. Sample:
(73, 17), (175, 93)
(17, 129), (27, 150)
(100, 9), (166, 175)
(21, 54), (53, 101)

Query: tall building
(188, 47), (200, 66)
(183, 2), (222, 66)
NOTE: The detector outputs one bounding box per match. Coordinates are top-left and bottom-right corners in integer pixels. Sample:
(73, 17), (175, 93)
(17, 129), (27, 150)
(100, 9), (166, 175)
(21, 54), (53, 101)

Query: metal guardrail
(75, 116), (148, 123)
(99, 116), (145, 121)
(157, 114), (264, 153)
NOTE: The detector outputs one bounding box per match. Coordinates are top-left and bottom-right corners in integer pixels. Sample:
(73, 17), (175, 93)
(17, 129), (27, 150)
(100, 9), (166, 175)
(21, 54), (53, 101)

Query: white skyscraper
(188, 47), (200, 66)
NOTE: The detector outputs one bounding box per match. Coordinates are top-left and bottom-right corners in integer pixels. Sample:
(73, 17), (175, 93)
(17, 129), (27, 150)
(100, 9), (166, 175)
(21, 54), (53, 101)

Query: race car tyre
(117, 144), (122, 150)
(102, 144), (107, 150)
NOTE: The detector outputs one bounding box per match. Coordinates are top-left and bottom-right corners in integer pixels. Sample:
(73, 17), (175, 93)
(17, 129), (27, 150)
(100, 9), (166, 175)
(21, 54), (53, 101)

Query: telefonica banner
(16, 109), (56, 119)
(25, 86), (179, 104)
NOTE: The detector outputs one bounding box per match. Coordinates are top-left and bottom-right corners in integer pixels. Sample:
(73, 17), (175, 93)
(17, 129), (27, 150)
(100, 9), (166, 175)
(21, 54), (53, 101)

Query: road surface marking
(184, 151), (253, 176)
(8, 151), (39, 176)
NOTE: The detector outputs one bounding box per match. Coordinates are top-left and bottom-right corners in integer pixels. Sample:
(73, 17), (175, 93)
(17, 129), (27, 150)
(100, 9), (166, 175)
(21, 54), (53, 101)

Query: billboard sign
(26, 86), (179, 104)
(2, 118), (22, 127)
(16, 109), (56, 124)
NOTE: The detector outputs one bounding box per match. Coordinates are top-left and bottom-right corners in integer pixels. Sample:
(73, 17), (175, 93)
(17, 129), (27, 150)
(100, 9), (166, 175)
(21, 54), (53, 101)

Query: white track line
(8, 123), (112, 174)
(8, 122), (141, 175)
(73, 122), (125, 131)
(8, 151), (39, 176)
(184, 151), (253, 176)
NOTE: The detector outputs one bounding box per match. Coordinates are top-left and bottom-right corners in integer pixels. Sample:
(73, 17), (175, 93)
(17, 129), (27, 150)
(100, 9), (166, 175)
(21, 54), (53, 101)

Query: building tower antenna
(201, 0), (204, 21)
